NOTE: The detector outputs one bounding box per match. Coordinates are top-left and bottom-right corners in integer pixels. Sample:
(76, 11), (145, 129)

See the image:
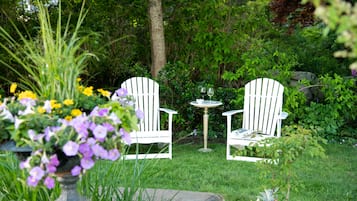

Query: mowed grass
(112, 141), (357, 201)
(1, 141), (356, 201)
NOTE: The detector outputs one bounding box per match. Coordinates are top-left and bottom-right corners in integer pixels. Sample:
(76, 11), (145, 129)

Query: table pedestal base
(190, 100), (222, 153)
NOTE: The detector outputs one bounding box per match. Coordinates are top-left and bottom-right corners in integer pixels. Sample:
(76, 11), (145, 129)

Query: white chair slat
(258, 78), (268, 132)
(262, 79), (274, 135)
(253, 78), (262, 131)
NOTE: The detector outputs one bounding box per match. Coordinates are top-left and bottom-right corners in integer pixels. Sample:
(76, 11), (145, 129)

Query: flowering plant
(0, 0), (142, 190)
(0, 84), (141, 189)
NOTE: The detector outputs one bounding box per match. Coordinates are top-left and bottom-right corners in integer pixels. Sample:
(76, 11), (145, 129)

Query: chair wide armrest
(159, 108), (178, 115)
(279, 111), (288, 119)
(222, 109), (243, 117)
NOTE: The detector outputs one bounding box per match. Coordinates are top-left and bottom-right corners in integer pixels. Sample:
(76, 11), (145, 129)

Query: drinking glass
(207, 88), (214, 102)
(200, 87), (206, 99)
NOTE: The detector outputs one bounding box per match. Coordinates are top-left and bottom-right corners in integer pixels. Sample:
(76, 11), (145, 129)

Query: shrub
(256, 125), (327, 201)
(299, 74), (357, 141)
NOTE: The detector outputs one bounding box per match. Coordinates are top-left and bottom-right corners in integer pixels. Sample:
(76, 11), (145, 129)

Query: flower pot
(55, 172), (88, 201)
(55, 151), (88, 201)
(55, 149), (80, 172)
(0, 140), (32, 160)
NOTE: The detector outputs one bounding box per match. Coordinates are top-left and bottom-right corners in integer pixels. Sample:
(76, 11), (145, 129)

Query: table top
(190, 100), (222, 108)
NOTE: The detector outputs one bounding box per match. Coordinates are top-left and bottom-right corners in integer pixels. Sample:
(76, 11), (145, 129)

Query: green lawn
(1, 142), (356, 201)
(113, 142), (357, 201)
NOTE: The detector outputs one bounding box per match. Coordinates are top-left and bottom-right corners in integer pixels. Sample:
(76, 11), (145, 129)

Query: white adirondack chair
(222, 78), (288, 162)
(121, 77), (177, 159)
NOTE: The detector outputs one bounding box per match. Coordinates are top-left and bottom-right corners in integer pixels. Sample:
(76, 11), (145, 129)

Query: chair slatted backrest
(242, 78), (284, 136)
(121, 77), (160, 132)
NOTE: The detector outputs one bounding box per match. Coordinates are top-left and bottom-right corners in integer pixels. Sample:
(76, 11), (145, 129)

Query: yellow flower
(65, 116), (73, 121)
(63, 99), (74, 106)
(97, 88), (111, 97)
(37, 107), (46, 114)
(10, 83), (17, 94)
(71, 109), (82, 117)
(76, 78), (82, 82)
(50, 100), (62, 109)
(18, 91), (37, 100)
(82, 86), (93, 96)
(77, 85), (84, 91)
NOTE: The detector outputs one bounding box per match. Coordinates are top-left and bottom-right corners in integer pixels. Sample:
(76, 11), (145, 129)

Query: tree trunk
(148, 0), (166, 78)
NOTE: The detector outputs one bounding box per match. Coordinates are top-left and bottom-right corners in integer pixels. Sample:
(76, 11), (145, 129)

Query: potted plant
(0, 1), (141, 200)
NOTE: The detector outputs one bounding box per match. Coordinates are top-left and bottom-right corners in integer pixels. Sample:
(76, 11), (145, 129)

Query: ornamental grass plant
(0, 0), (93, 103)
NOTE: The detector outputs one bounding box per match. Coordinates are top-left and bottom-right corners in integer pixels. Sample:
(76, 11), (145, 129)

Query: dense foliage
(0, 0), (356, 143)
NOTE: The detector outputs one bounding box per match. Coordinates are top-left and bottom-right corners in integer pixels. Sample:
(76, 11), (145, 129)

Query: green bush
(256, 125), (327, 201)
(283, 86), (307, 125)
(285, 25), (350, 75)
(298, 74), (357, 141)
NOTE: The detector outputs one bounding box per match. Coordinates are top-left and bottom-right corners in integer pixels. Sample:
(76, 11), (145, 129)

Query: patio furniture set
(122, 77), (288, 162)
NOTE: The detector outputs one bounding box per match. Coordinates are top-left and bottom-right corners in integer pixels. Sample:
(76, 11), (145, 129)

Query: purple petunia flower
(79, 143), (93, 158)
(120, 128), (131, 145)
(115, 88), (128, 97)
(98, 108), (109, 116)
(71, 165), (82, 176)
(93, 125), (108, 140)
(19, 158), (31, 169)
(41, 154), (49, 164)
(44, 177), (55, 189)
(30, 132), (44, 143)
(19, 98), (36, 107)
(80, 157), (95, 170)
(91, 144), (108, 159)
(89, 122), (96, 131)
(27, 176), (39, 187)
(47, 165), (56, 173)
(86, 137), (96, 145)
(136, 109), (144, 120)
(109, 113), (121, 124)
(89, 106), (99, 116)
(63, 141), (79, 156)
(49, 154), (60, 166)
(103, 122), (115, 132)
(70, 115), (89, 138)
(107, 149), (120, 161)
(44, 127), (56, 142)
(29, 166), (45, 180)
(100, 150), (109, 159)
(89, 107), (109, 117)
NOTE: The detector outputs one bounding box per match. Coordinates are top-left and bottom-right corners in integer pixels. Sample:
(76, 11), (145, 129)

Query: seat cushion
(230, 129), (271, 142)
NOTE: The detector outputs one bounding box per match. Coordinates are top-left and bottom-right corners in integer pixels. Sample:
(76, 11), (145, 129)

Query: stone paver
(120, 188), (225, 201)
